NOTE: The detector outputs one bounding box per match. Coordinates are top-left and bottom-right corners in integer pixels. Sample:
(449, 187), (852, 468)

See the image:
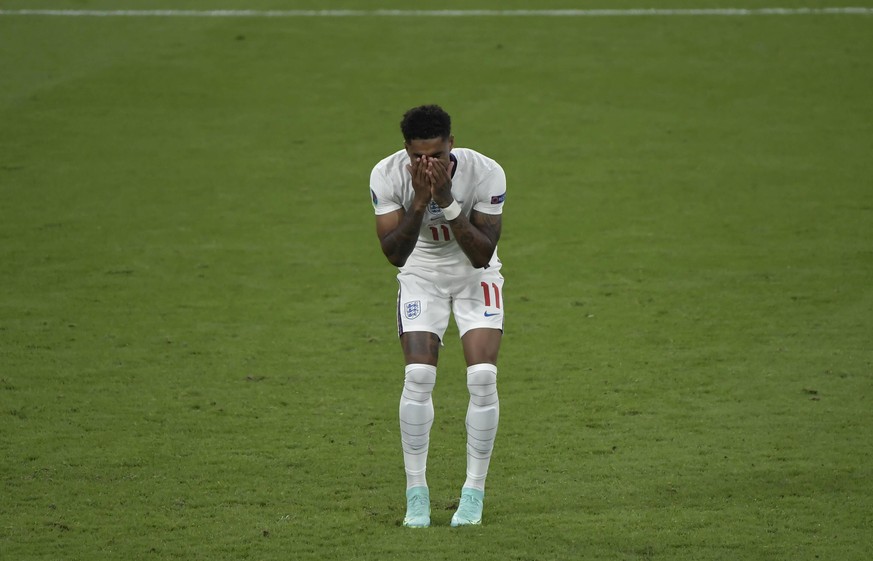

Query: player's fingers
(417, 161), (431, 188)
(431, 160), (449, 183)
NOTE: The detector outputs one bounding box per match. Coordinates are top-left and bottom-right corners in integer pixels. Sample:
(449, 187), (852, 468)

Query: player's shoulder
(372, 149), (408, 176)
(452, 147), (503, 174)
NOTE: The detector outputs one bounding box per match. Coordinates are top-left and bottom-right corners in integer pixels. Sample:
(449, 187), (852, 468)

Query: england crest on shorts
(404, 300), (421, 320)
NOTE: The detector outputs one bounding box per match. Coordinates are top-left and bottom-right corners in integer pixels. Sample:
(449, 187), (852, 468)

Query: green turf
(2, 2), (872, 560)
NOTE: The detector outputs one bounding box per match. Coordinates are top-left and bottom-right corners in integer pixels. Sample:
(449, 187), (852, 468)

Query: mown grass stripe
(1, 8), (872, 17)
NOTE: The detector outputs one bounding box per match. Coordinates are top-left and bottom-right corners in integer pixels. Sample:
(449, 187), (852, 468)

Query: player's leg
(396, 272), (450, 527)
(398, 332), (440, 491)
(401, 331), (441, 366)
(398, 332), (440, 528)
(461, 327), (501, 366)
(450, 271), (504, 526)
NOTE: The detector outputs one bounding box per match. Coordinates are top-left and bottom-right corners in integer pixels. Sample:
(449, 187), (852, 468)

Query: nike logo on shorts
(484, 311), (502, 317)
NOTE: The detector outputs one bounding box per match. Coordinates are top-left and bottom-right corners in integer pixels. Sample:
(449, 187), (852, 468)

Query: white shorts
(397, 266), (505, 340)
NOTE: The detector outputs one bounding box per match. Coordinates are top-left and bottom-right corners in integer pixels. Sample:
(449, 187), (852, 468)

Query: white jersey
(370, 147), (506, 271)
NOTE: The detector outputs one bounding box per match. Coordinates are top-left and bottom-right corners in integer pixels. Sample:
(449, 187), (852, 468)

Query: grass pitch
(2, 1), (872, 559)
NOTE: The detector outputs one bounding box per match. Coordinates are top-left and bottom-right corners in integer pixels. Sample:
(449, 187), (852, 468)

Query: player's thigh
(452, 268), (504, 338)
(461, 328), (502, 366)
(397, 270), (451, 363)
(401, 331), (441, 366)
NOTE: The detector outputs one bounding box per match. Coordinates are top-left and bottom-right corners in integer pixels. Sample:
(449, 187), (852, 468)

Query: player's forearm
(448, 214), (498, 269)
(380, 206), (427, 267)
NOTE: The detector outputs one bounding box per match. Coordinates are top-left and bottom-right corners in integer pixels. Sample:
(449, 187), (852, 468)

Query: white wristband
(441, 200), (462, 221)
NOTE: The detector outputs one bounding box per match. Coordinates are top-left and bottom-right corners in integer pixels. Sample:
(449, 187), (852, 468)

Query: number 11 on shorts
(481, 282), (501, 309)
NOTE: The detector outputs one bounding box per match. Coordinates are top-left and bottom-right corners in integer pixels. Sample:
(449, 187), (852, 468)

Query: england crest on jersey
(427, 200), (442, 216)
(404, 300), (421, 320)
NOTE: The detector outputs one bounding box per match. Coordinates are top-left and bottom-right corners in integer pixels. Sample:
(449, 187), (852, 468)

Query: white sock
(463, 363), (499, 492)
(399, 363), (436, 490)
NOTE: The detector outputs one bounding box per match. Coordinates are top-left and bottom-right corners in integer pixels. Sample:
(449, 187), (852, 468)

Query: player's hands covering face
(406, 156), (433, 204)
(426, 157), (455, 208)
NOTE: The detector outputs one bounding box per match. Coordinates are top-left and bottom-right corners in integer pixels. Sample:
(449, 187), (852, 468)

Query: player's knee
(466, 364), (498, 406)
(404, 363), (437, 396)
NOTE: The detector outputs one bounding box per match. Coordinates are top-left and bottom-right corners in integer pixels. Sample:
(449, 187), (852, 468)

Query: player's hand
(427, 157), (455, 208)
(406, 156), (433, 206)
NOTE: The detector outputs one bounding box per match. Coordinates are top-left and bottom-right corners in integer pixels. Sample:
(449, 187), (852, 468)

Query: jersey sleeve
(369, 165), (403, 216)
(472, 164), (506, 215)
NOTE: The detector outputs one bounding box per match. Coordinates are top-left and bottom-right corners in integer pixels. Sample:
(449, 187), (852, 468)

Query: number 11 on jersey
(429, 225), (451, 241)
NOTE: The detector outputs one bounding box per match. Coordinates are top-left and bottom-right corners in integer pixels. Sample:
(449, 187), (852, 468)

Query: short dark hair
(400, 104), (452, 142)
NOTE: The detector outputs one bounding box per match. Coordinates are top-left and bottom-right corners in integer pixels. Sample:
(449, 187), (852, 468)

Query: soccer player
(369, 105), (506, 528)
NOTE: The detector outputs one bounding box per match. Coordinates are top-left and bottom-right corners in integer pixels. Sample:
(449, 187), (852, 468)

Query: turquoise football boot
(450, 487), (484, 527)
(403, 486), (430, 528)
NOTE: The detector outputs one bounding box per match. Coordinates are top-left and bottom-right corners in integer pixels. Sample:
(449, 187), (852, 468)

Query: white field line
(0, 8), (872, 17)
